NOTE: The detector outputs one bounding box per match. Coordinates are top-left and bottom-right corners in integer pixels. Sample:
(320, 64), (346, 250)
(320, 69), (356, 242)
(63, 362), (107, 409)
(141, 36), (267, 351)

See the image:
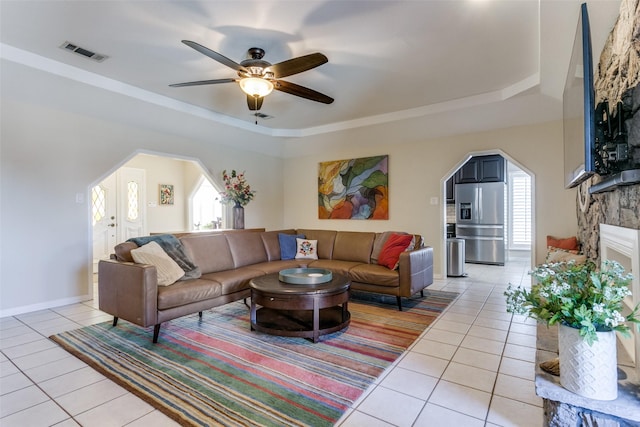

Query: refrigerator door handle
(456, 224), (502, 228)
(458, 236), (503, 241)
(477, 186), (482, 222)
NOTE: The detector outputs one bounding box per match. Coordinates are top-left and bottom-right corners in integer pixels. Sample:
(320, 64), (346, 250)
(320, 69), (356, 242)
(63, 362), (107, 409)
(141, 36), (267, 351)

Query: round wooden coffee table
(249, 272), (350, 343)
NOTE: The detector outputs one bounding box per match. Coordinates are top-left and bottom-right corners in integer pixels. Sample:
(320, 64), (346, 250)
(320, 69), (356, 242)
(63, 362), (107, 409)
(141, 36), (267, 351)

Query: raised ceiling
(0, 0), (622, 138)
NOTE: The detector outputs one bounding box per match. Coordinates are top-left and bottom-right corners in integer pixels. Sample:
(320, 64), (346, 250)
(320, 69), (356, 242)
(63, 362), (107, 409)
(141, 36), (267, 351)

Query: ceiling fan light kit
(170, 40), (333, 116)
(239, 77), (274, 97)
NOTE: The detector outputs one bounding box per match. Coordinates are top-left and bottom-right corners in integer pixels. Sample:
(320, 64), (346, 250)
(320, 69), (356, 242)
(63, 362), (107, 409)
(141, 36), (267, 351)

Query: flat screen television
(563, 3), (595, 189)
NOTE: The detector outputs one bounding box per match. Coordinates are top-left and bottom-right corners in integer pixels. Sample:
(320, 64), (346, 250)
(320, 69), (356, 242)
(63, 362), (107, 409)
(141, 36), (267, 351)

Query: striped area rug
(50, 290), (457, 426)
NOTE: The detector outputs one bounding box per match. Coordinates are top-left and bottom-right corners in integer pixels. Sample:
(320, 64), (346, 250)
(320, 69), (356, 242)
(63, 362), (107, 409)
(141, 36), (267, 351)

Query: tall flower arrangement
(218, 170), (256, 207)
(505, 260), (639, 345)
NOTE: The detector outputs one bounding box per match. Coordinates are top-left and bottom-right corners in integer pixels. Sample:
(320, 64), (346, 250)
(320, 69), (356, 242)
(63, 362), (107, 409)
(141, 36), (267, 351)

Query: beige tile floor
(0, 252), (541, 426)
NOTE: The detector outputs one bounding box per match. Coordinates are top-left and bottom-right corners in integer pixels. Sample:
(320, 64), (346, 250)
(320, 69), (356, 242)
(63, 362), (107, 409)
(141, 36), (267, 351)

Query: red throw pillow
(378, 233), (414, 270)
(547, 235), (579, 251)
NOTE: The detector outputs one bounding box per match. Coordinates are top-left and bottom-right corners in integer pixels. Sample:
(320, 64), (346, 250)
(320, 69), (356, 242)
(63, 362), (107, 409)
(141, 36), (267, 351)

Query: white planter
(558, 323), (618, 400)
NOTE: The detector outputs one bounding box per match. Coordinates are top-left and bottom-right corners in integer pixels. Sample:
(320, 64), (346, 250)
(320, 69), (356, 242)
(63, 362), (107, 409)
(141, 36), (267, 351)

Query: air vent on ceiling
(252, 112), (273, 120)
(59, 41), (108, 62)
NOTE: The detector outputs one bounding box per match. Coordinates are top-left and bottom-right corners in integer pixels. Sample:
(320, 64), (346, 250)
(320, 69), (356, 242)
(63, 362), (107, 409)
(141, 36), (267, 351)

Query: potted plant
(219, 170), (256, 229)
(505, 259), (638, 400)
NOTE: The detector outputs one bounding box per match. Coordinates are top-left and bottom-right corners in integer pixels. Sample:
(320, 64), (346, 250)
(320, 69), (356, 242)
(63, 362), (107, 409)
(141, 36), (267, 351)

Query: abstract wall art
(318, 155), (388, 220)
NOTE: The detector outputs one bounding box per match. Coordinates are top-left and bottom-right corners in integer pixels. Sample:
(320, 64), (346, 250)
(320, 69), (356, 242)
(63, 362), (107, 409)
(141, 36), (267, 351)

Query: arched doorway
(441, 150), (535, 277)
(89, 151), (223, 295)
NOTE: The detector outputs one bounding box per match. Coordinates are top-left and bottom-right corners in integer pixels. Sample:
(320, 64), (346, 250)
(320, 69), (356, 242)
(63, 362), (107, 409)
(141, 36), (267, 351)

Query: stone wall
(577, 0), (640, 262)
(577, 181), (640, 262)
(594, 0), (640, 108)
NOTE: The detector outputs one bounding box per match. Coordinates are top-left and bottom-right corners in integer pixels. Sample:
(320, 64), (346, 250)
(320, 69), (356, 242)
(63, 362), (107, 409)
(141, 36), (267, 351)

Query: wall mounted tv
(563, 4), (640, 193)
(563, 3), (595, 189)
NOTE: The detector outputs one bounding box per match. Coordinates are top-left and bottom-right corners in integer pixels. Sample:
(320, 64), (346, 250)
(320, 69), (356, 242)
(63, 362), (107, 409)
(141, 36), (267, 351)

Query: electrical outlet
(75, 193), (84, 204)
(430, 197), (439, 205)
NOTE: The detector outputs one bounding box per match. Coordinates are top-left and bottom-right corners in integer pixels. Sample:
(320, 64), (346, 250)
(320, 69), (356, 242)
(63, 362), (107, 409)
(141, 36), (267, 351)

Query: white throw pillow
(546, 248), (587, 265)
(130, 241), (185, 286)
(295, 238), (318, 260)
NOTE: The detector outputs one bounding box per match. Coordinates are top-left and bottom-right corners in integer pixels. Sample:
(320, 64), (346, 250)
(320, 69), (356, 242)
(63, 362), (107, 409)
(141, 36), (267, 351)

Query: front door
(92, 167), (147, 273)
(92, 174), (117, 272)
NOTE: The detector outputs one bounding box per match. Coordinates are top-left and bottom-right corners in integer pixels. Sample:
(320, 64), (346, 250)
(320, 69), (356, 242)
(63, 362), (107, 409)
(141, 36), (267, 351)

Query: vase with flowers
(218, 170), (256, 229)
(505, 259), (639, 400)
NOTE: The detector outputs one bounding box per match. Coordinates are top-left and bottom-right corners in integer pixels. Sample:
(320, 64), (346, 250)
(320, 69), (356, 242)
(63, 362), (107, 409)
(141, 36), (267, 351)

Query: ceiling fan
(170, 40), (334, 112)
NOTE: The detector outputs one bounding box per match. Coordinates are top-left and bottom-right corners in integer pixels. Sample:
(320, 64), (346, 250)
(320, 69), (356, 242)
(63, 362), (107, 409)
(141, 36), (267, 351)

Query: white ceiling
(0, 0), (622, 140)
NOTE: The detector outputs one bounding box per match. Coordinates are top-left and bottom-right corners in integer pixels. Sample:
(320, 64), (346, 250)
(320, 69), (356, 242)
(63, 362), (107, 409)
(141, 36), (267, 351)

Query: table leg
(313, 298), (319, 343)
(250, 292), (256, 331)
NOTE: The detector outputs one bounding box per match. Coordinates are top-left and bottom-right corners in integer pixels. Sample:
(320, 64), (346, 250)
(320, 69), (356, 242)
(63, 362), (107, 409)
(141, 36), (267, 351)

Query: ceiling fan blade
(247, 95), (264, 111)
(274, 80), (334, 104)
(181, 40), (248, 74)
(268, 53), (328, 78)
(169, 78), (236, 87)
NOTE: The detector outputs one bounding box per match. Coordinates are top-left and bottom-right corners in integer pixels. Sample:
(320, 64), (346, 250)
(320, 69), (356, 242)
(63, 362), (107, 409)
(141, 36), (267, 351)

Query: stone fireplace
(600, 224), (640, 377)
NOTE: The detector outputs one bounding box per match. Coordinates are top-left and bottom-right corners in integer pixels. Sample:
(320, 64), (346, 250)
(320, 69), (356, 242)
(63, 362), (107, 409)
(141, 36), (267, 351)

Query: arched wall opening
(439, 149), (536, 278)
(87, 149), (223, 298)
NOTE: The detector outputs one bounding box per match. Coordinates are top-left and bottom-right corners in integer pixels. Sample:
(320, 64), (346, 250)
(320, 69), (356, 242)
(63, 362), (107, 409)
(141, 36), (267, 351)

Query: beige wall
(283, 119), (578, 276)
(0, 98), (285, 315)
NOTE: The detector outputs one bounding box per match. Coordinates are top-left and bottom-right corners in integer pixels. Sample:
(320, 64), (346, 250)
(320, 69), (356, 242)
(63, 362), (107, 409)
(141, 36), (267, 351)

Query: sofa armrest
(98, 259), (159, 327)
(397, 246), (434, 297)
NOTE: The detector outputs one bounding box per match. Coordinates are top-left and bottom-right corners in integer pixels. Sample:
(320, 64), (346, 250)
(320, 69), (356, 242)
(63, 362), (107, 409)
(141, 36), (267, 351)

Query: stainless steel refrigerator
(455, 182), (506, 265)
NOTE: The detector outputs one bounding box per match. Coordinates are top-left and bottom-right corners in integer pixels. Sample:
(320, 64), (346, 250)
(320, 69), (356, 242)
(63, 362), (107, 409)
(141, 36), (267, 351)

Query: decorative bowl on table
(278, 268), (333, 285)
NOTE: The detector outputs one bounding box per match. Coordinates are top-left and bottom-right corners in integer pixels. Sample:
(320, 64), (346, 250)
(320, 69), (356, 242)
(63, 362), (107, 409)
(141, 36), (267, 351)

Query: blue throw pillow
(279, 233), (305, 260)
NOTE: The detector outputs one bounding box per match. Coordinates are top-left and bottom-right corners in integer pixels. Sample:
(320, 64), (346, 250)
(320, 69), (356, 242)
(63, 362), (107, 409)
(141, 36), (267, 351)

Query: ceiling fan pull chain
(254, 96), (258, 125)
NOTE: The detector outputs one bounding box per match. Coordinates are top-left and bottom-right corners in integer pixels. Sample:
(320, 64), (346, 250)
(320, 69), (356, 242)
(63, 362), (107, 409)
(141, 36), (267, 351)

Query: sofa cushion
(307, 259), (363, 276)
(180, 234), (235, 274)
(279, 233), (305, 260)
(261, 230), (296, 261)
(349, 263), (399, 288)
(226, 232), (268, 267)
(296, 229), (336, 259)
(157, 278), (223, 310)
(378, 233), (414, 270)
(201, 267), (265, 295)
(248, 260), (305, 275)
(295, 238), (318, 260)
(130, 241), (185, 286)
(333, 231), (376, 263)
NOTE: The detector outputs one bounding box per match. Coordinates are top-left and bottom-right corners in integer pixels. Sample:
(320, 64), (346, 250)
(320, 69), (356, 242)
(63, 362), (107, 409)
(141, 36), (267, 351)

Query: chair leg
(198, 311), (203, 318)
(243, 298), (249, 308)
(396, 296), (403, 311)
(153, 324), (161, 343)
(421, 290), (424, 297)
(112, 317), (118, 327)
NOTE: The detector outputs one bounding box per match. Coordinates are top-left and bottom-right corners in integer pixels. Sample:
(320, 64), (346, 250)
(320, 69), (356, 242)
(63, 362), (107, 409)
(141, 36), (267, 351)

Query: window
(509, 170), (531, 249)
(91, 185), (106, 226)
(192, 178), (223, 230)
(127, 181), (139, 221)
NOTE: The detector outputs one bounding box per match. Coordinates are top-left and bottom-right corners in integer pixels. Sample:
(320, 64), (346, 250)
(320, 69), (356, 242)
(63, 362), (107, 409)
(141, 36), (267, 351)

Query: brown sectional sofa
(98, 228), (434, 342)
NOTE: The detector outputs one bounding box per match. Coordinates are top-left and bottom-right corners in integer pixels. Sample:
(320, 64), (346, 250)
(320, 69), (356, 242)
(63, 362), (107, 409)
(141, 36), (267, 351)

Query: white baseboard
(0, 294), (92, 318)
